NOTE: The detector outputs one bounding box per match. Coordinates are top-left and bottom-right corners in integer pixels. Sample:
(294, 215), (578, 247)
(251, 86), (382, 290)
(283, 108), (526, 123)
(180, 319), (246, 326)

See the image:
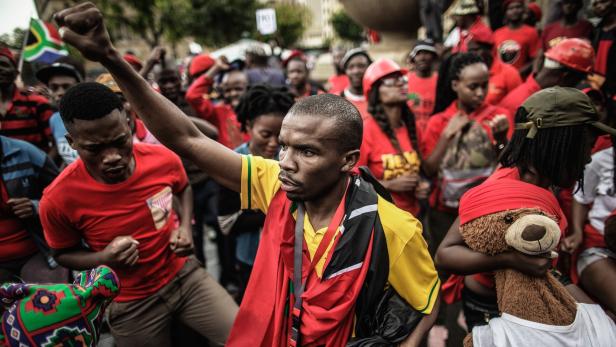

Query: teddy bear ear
(505, 214), (561, 256)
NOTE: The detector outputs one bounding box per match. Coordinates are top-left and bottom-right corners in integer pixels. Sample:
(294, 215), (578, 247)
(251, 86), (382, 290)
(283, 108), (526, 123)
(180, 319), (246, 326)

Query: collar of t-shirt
(343, 88), (365, 102)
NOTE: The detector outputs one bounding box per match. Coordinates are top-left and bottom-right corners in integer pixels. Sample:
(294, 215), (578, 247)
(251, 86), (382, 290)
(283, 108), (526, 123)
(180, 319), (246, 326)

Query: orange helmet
(544, 38), (595, 73)
(363, 58), (408, 99)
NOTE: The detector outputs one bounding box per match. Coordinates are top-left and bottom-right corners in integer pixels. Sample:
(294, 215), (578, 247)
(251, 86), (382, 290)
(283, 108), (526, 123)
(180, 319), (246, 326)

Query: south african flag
(24, 18), (68, 64)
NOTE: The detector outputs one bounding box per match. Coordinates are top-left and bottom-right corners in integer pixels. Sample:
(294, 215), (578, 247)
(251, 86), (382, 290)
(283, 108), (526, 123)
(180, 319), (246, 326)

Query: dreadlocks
(235, 84), (295, 132)
(499, 106), (597, 189)
(367, 80), (421, 160)
(432, 53), (485, 115)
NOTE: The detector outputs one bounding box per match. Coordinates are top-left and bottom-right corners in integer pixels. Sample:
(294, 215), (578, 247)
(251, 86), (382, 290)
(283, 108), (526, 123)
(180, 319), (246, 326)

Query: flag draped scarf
(228, 176), (387, 346)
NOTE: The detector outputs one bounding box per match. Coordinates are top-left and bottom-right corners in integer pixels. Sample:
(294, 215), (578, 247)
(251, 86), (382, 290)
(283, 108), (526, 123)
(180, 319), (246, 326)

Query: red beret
(189, 54), (215, 77)
(527, 3), (542, 22)
(0, 47), (16, 66)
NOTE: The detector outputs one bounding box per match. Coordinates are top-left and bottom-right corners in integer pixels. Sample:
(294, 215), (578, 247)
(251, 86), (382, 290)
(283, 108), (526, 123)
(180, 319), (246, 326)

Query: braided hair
(235, 84), (295, 132)
(432, 52), (485, 115)
(367, 78), (421, 160)
(500, 107), (595, 189)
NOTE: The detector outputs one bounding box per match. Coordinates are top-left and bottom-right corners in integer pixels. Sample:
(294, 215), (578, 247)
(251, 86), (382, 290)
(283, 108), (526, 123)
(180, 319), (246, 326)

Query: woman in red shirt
(357, 59), (425, 216)
(422, 53), (511, 252)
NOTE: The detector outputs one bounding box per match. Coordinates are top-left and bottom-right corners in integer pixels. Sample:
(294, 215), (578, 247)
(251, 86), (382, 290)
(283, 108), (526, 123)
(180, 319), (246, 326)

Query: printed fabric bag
(439, 120), (496, 209)
(0, 266), (119, 347)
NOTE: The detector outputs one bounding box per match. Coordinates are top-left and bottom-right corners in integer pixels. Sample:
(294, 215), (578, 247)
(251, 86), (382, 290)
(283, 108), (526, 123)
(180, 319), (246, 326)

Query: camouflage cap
(515, 87), (616, 138)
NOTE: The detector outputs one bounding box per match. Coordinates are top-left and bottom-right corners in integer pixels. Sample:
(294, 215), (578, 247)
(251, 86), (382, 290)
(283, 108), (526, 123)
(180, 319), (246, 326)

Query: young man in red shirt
(493, 0), (541, 75)
(407, 40), (439, 131)
(591, 0), (616, 100)
(499, 38), (594, 118)
(445, 0), (493, 54)
(541, 0), (593, 51)
(0, 48), (54, 152)
(186, 57), (248, 149)
(339, 48), (372, 120)
(40, 82), (237, 346)
(54, 4), (440, 345)
(466, 28), (523, 105)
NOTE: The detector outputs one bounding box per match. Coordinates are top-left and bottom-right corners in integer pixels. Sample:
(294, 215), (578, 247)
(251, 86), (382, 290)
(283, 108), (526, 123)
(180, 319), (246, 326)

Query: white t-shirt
(472, 303), (616, 347)
(574, 147), (616, 233)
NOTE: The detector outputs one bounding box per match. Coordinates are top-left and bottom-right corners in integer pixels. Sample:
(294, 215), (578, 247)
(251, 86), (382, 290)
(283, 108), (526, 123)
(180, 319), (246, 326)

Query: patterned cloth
(0, 266), (119, 347)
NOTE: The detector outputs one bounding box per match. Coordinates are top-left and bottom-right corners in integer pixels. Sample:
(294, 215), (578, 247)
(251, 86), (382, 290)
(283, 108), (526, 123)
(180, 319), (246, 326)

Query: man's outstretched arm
(54, 2), (241, 191)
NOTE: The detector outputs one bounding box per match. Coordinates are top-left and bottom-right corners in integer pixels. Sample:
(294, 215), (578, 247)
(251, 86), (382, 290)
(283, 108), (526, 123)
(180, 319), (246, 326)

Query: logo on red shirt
(147, 187), (173, 229)
(499, 40), (522, 65)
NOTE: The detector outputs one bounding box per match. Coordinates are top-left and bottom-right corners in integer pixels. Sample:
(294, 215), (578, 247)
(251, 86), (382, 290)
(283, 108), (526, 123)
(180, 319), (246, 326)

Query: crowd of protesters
(1, 0), (616, 346)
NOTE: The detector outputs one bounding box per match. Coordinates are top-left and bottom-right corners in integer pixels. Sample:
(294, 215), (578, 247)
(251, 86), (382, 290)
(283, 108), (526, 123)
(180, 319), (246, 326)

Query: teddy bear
(457, 176), (616, 347)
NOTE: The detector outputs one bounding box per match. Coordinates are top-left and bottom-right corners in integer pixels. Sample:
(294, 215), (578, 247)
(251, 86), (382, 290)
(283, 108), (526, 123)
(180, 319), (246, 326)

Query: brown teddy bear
(457, 175), (616, 347)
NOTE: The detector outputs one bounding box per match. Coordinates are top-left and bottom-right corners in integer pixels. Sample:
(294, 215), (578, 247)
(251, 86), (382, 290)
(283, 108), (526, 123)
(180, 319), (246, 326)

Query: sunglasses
(381, 75), (408, 87)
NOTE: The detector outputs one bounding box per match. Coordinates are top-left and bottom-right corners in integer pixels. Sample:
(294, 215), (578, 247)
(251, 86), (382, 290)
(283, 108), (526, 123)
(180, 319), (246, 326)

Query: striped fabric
(1, 89), (54, 151)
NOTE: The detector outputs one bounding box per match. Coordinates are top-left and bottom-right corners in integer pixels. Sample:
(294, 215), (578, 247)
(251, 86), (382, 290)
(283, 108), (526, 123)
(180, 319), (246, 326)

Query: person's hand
(146, 46), (166, 65)
(561, 229), (583, 254)
(500, 250), (552, 277)
(415, 179), (431, 200)
(169, 225), (194, 256)
(213, 56), (230, 71)
(7, 198), (35, 219)
(486, 114), (510, 142)
(101, 236), (139, 267)
(54, 2), (115, 63)
(443, 112), (469, 139)
(385, 173), (419, 193)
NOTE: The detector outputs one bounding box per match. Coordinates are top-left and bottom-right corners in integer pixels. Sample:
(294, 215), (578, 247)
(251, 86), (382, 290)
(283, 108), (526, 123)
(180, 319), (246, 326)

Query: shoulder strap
(358, 167), (394, 203)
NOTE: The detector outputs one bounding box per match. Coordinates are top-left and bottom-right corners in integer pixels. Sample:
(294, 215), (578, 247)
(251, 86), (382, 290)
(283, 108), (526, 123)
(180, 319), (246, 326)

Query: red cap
(545, 38), (595, 73)
(189, 54), (215, 77)
(362, 58), (408, 99)
(0, 47), (16, 66)
(282, 49), (306, 68)
(123, 53), (143, 71)
(527, 3), (542, 22)
(469, 26), (494, 46)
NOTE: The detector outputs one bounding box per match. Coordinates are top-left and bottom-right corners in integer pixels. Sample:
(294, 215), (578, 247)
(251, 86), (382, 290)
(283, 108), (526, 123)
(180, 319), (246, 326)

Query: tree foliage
(330, 10), (363, 44)
(93, 0), (258, 48)
(256, 2), (311, 48)
(0, 28), (27, 49)
(188, 0), (258, 47)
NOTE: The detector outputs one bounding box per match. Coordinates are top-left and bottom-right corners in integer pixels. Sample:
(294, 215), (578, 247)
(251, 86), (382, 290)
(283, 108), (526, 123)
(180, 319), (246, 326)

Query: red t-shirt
(0, 180), (37, 262)
(40, 143), (189, 302)
(328, 74), (349, 95)
(342, 90), (369, 120)
(185, 74), (248, 149)
(358, 117), (421, 214)
(498, 74), (541, 121)
(594, 30), (615, 77)
(541, 20), (594, 51)
(407, 72), (438, 132)
(494, 25), (540, 70)
(486, 60), (523, 106)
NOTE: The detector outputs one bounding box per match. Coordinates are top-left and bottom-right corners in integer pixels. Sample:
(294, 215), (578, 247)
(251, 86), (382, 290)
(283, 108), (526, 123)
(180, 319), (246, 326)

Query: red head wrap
(459, 169), (566, 232)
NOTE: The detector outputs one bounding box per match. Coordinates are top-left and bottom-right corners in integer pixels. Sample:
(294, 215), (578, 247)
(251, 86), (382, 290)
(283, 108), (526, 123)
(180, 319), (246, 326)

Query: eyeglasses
(381, 75), (408, 87)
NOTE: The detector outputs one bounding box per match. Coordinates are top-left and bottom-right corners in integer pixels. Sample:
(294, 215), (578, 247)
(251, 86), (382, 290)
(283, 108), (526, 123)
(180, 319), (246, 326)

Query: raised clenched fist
(54, 2), (115, 63)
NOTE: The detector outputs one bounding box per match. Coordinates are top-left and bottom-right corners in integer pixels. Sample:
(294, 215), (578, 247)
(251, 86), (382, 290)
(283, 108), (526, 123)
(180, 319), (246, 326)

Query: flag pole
(17, 18), (32, 72)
